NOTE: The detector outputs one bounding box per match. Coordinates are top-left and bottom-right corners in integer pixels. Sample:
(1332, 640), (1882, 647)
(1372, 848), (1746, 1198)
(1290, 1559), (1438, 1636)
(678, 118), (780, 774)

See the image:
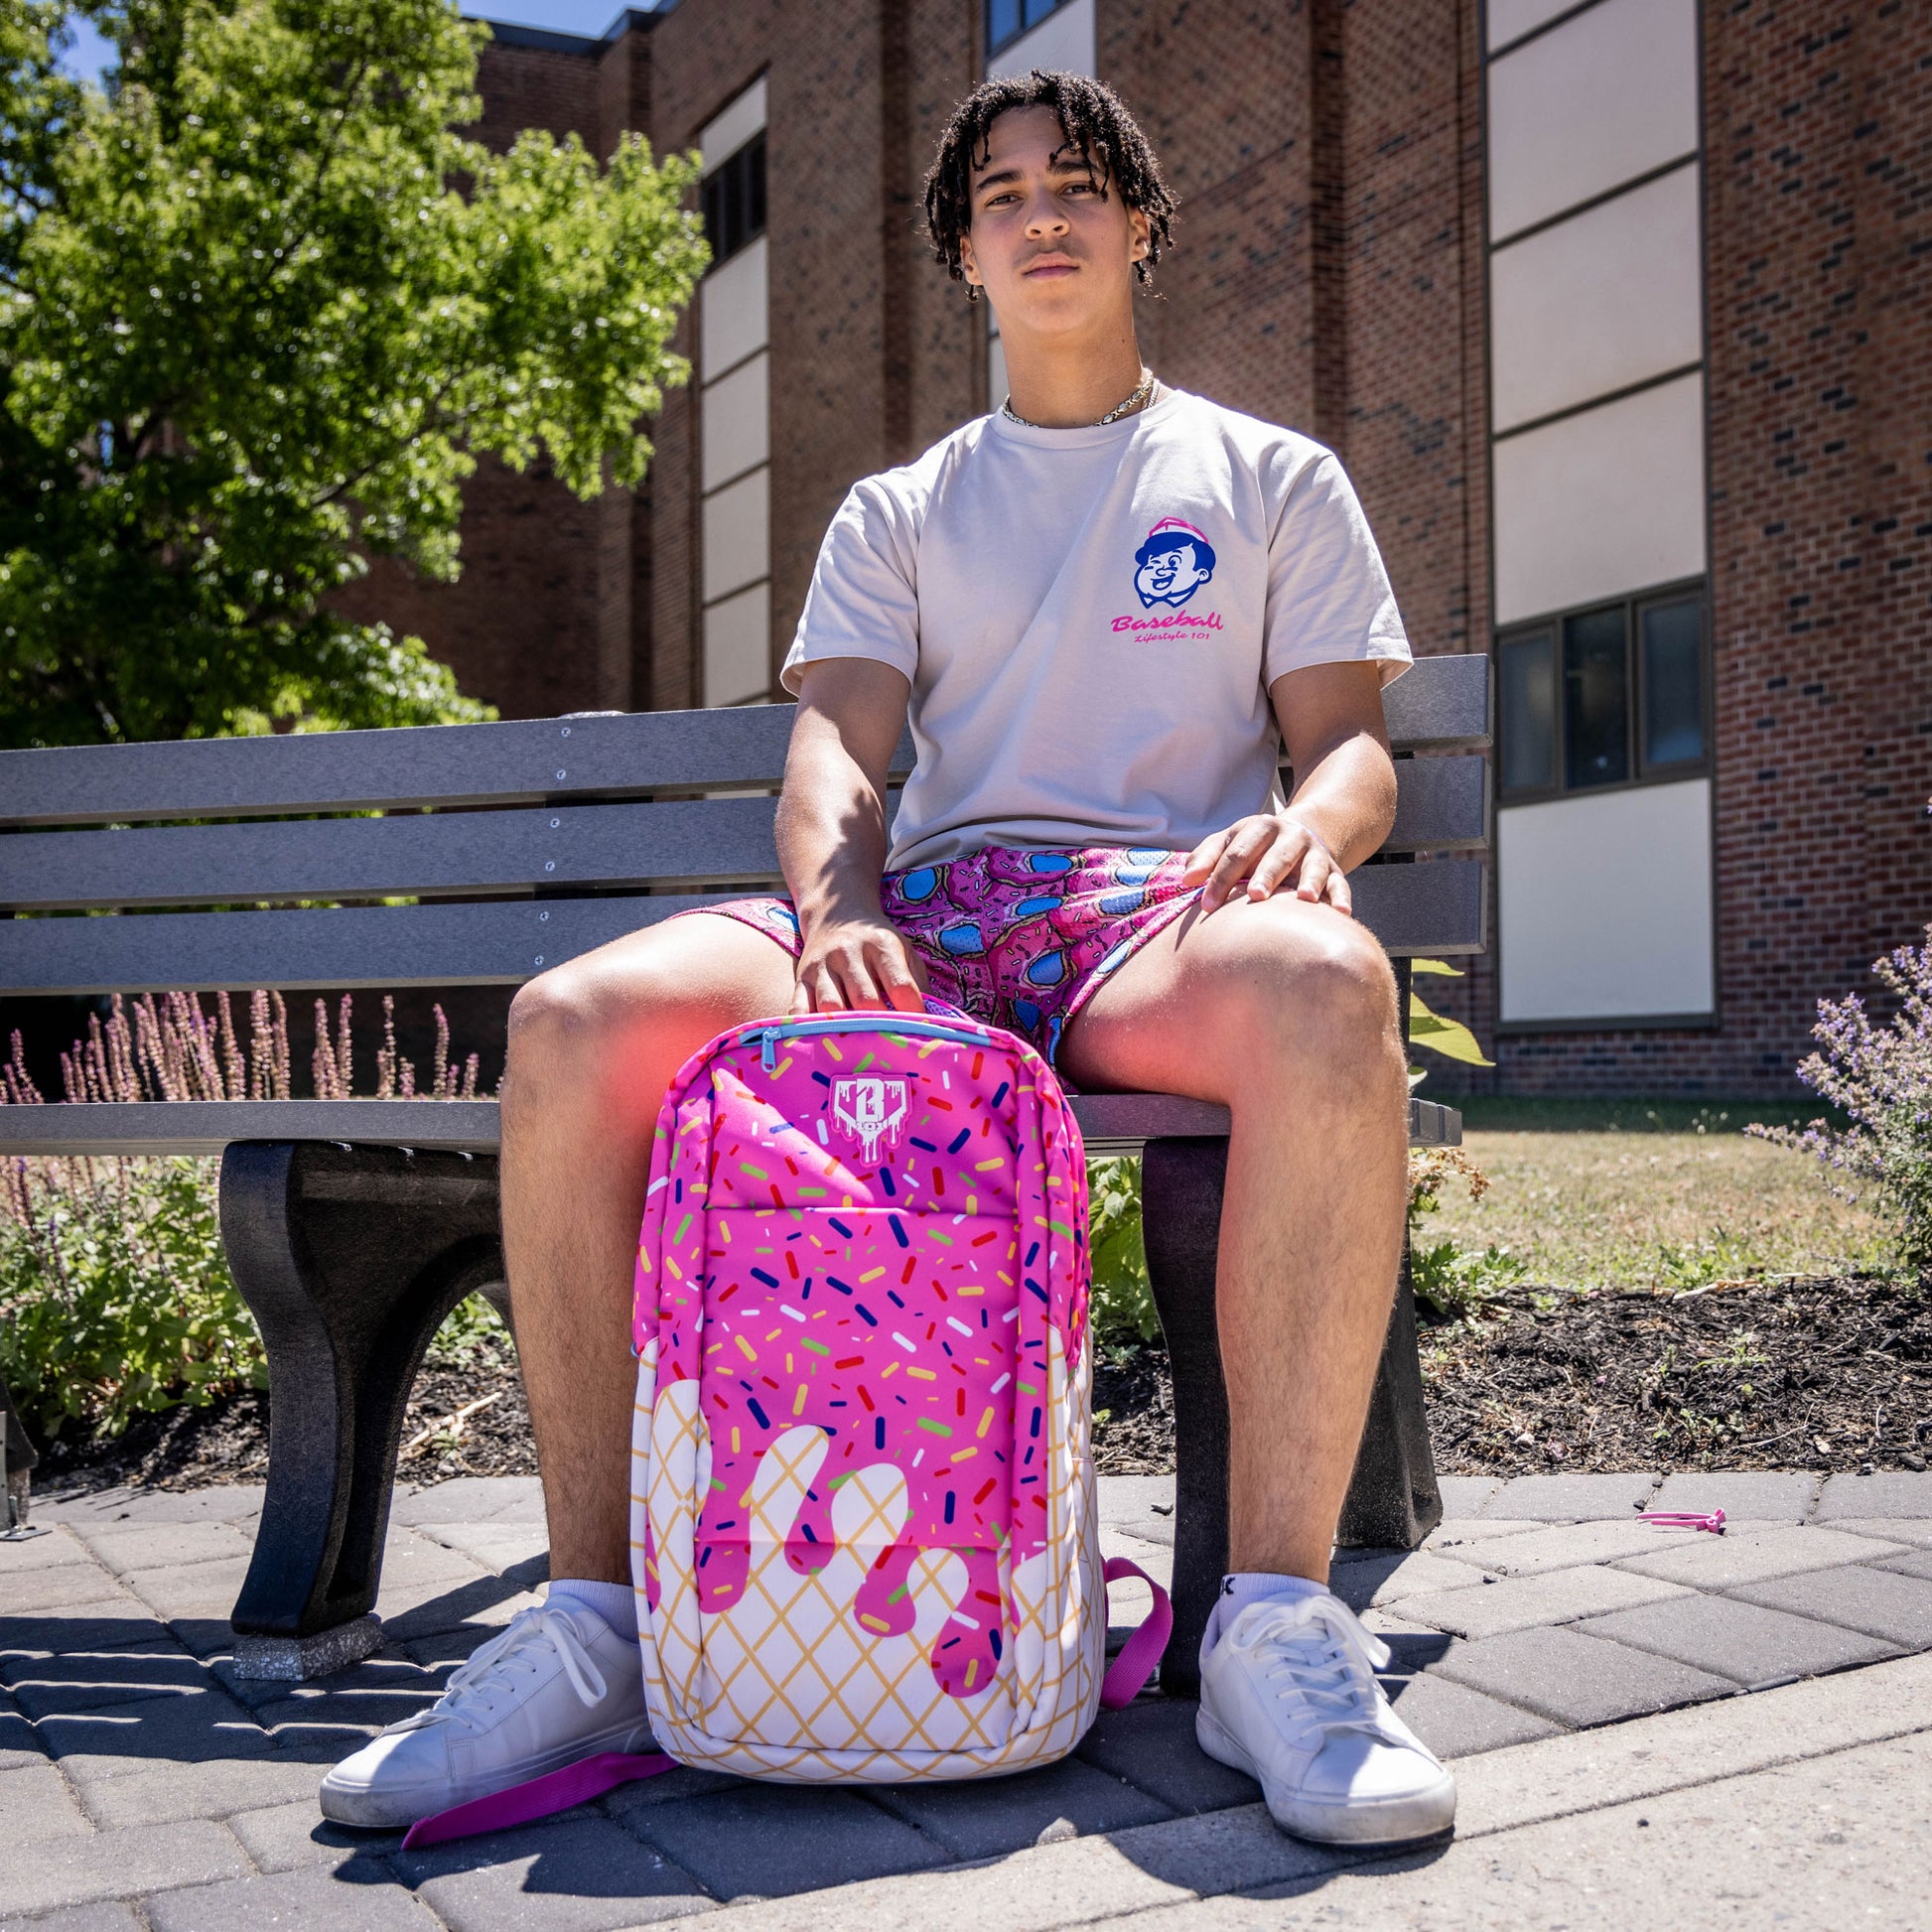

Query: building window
(1497, 586), (1708, 801)
(987, 0), (1071, 58)
(702, 132), (765, 268)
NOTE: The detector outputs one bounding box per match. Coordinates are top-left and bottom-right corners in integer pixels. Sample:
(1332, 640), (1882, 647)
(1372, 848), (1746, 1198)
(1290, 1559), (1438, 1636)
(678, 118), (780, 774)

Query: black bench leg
(219, 1142), (505, 1679)
(1140, 1136), (1443, 1697)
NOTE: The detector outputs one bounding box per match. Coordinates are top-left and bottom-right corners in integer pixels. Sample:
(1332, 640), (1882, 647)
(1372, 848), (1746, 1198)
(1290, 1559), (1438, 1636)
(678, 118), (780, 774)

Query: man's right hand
(791, 912), (929, 1014)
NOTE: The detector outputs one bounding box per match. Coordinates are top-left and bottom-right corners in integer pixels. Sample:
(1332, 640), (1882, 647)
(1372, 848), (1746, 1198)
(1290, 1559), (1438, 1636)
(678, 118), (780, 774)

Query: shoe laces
(385, 1604), (610, 1739)
(1225, 1594), (1400, 1753)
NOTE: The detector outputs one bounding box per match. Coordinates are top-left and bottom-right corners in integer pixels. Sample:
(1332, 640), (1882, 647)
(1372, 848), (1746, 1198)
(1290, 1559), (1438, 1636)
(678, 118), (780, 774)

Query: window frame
(701, 131), (767, 270)
(1494, 577), (1712, 806)
(986, 0), (1073, 59)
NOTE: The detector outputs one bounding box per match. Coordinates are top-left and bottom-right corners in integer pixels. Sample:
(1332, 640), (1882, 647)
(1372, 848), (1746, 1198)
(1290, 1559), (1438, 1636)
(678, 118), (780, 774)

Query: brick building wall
(345, 0), (1927, 1099)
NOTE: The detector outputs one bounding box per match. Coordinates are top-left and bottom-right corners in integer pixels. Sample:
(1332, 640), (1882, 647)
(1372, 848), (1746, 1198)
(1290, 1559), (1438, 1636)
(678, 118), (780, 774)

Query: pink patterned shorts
(698, 845), (1202, 1066)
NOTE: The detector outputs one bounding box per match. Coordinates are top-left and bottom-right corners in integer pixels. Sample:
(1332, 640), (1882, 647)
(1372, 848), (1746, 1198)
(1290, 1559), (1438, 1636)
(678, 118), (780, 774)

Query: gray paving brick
(1423, 1518), (1539, 1552)
(38, 1686), (277, 1784)
(222, 1795), (404, 1872)
(389, 1476), (543, 1527)
(1097, 1473), (1176, 1548)
(74, 1523), (254, 1579)
(413, 1523), (552, 1575)
(1327, 1547), (1489, 1612)
(77, 1752), (329, 1830)
(400, 1813), (714, 1928)
(32, 1486), (264, 1526)
(0, 1687), (45, 1769)
(872, 1752), (1173, 1858)
(1650, 1469), (1820, 1522)
(117, 1555), (249, 1626)
(0, 1758), (93, 1847)
(1, 1608), (174, 1663)
(1479, 1472), (1660, 1520)
(1577, 1592), (1899, 1688)
(1614, 1523), (1903, 1590)
(1877, 1547), (1932, 1581)
(626, 1784), (949, 1902)
(1430, 1623), (1735, 1726)
(1400, 1564), (1691, 1641)
(1729, 1563), (1932, 1650)
(0, 1904), (146, 1932)
(597, 1763), (747, 1820)
(0, 1818), (250, 1917)
(1434, 1476), (1503, 1516)
(0, 1526), (93, 1573)
(250, 1653), (446, 1737)
(5, 1646), (209, 1720)
(1817, 1471), (1932, 1521)
(146, 1866), (440, 1932)
(1358, 1614), (1455, 1676)
(1381, 1667), (1564, 1757)
(0, 1567), (134, 1618)
(1828, 1517), (1932, 1551)
(1436, 1517), (1702, 1580)
(1075, 1697), (1260, 1816)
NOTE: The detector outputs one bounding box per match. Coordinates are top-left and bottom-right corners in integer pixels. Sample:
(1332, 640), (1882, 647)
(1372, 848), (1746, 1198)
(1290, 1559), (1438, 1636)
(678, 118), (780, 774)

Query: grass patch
(1430, 1098), (1890, 1292)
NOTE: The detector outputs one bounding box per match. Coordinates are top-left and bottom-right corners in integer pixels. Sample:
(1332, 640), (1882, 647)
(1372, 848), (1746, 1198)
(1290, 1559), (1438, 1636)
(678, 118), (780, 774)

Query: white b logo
(832, 1077), (908, 1163)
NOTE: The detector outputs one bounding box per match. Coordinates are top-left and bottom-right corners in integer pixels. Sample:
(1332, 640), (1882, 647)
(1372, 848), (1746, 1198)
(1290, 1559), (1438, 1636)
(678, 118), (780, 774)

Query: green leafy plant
(1407, 1142), (1521, 1316)
(1408, 959), (1492, 1078)
(1087, 1156), (1160, 1343)
(1, 0), (708, 745)
(1748, 922), (1932, 1275)
(0, 1152), (264, 1437)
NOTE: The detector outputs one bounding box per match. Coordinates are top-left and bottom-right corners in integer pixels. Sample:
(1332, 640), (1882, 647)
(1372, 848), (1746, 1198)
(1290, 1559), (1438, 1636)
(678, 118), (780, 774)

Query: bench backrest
(0, 656), (1488, 999)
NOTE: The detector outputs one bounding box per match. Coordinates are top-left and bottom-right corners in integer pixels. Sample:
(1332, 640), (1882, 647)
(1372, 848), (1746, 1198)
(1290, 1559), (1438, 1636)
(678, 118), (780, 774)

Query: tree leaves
(0, 0), (708, 743)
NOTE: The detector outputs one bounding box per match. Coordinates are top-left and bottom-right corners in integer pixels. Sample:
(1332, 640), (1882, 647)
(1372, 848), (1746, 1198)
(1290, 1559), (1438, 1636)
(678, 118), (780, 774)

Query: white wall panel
(1493, 371), (1705, 622)
(1499, 778), (1714, 1021)
(701, 76), (767, 175)
(1487, 0), (1589, 51)
(701, 236), (768, 380)
(702, 468), (769, 605)
(988, 0), (1095, 79)
(702, 350), (769, 492)
(1487, 0), (1700, 241)
(1491, 165), (1702, 430)
(703, 580), (771, 707)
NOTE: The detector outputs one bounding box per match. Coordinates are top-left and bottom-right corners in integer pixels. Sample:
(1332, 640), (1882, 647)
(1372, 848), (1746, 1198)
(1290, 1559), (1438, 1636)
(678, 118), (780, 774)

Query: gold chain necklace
(1002, 367), (1156, 430)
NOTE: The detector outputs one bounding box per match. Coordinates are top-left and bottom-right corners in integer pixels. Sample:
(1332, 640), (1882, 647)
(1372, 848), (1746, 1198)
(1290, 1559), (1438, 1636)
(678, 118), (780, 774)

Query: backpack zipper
(753, 1014), (992, 1071)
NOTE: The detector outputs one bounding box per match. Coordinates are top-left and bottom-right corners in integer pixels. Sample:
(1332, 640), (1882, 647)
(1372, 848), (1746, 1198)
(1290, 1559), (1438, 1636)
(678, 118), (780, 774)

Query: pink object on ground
(1638, 1509), (1726, 1534)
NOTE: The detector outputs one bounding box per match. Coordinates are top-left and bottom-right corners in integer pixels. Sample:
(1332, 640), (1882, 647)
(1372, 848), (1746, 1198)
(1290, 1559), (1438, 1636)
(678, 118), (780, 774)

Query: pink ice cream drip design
(634, 1018), (1088, 1701)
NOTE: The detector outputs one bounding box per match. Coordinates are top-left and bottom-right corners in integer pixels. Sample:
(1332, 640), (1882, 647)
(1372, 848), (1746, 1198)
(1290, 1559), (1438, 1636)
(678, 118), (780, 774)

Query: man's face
(958, 105), (1149, 339)
(1136, 540), (1211, 609)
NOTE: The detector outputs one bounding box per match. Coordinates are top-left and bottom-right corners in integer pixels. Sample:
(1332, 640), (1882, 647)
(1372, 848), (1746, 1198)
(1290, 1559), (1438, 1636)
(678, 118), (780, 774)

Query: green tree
(0, 0), (707, 745)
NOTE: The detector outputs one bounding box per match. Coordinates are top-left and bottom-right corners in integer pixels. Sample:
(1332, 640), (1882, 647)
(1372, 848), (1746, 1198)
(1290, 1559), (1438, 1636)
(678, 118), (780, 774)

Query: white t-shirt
(780, 387), (1411, 873)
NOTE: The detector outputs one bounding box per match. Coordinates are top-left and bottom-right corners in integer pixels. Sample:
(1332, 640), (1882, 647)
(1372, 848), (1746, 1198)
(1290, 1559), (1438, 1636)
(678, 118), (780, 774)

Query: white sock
(1203, 1571), (1328, 1654)
(546, 1578), (637, 1637)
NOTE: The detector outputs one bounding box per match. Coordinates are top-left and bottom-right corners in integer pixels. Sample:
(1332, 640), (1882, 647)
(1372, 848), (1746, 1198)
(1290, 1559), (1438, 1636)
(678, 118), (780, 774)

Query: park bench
(0, 654), (1488, 1689)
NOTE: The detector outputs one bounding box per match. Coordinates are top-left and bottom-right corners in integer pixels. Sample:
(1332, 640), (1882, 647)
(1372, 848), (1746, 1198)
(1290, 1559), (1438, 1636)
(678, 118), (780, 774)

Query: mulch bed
(29, 1277), (1932, 1496)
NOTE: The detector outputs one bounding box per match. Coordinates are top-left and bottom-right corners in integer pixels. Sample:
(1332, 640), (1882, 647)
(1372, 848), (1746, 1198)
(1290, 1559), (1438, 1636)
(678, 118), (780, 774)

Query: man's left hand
(1182, 814), (1351, 916)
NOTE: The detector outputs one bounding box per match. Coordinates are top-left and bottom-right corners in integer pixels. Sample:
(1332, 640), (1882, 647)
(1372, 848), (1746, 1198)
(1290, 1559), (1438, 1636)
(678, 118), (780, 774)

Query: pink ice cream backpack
(626, 1007), (1169, 1782)
(401, 1007), (1168, 1847)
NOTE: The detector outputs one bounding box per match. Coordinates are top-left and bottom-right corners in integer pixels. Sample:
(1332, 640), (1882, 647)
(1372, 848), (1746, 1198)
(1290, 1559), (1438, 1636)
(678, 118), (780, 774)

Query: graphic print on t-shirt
(1132, 518), (1217, 609)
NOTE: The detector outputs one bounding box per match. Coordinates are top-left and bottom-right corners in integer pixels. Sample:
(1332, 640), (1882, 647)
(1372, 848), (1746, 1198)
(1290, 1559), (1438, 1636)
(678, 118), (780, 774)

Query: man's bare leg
(499, 914), (795, 1585)
(1058, 894), (1408, 1585)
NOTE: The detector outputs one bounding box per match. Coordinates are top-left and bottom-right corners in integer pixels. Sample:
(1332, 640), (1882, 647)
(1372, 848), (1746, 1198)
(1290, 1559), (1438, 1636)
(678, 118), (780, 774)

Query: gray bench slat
(0, 858), (1485, 995)
(0, 1094), (1460, 1157)
(1, 757), (1487, 912)
(0, 655), (1489, 828)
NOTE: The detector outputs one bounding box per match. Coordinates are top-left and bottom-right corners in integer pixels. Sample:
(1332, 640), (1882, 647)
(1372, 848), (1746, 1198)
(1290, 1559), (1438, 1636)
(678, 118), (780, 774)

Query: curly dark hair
(922, 70), (1177, 297)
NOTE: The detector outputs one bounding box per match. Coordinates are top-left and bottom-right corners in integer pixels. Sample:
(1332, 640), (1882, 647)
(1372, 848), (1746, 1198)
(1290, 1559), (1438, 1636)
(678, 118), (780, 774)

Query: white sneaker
(320, 1602), (654, 1829)
(1196, 1592), (1456, 1846)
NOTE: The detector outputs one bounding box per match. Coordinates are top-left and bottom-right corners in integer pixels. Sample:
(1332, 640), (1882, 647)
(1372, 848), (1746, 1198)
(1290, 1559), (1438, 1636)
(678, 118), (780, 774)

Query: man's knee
(1222, 906), (1400, 1057)
(504, 954), (669, 1102)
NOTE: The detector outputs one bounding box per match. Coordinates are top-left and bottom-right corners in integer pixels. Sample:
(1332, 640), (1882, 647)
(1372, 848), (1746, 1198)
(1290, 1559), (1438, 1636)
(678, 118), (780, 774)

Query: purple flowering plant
(1748, 922), (1932, 1275)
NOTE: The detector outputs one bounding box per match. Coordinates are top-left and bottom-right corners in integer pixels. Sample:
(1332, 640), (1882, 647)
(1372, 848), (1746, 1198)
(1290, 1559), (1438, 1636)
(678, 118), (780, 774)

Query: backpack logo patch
(832, 1076), (909, 1163)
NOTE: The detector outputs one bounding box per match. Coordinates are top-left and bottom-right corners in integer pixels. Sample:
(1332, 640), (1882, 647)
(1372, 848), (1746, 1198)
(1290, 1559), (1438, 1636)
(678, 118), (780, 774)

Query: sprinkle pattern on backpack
(627, 1011), (1107, 1781)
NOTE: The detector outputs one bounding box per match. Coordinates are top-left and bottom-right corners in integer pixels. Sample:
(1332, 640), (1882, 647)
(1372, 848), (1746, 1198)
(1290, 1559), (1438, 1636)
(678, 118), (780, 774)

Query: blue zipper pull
(760, 1027), (779, 1071)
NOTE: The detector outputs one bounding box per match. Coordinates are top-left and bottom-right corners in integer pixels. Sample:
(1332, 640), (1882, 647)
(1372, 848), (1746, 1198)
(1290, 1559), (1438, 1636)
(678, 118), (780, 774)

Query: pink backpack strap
(400, 1749), (676, 1851)
(1098, 1557), (1173, 1711)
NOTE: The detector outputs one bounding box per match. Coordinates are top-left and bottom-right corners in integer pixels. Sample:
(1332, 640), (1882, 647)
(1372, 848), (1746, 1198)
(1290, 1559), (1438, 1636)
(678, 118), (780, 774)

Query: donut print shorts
(694, 845), (1203, 1067)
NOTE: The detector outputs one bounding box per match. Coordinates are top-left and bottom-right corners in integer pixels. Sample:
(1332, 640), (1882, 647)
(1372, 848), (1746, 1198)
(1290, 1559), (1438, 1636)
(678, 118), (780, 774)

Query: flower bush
(1749, 923), (1932, 1275)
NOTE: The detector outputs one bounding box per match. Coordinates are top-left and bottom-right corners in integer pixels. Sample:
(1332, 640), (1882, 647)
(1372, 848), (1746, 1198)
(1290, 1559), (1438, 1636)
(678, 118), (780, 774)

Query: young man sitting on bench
(323, 70), (1455, 1850)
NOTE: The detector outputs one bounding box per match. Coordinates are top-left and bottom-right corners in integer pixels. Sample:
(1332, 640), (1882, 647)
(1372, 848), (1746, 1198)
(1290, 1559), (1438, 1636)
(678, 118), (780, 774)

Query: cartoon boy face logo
(1134, 518), (1217, 610)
